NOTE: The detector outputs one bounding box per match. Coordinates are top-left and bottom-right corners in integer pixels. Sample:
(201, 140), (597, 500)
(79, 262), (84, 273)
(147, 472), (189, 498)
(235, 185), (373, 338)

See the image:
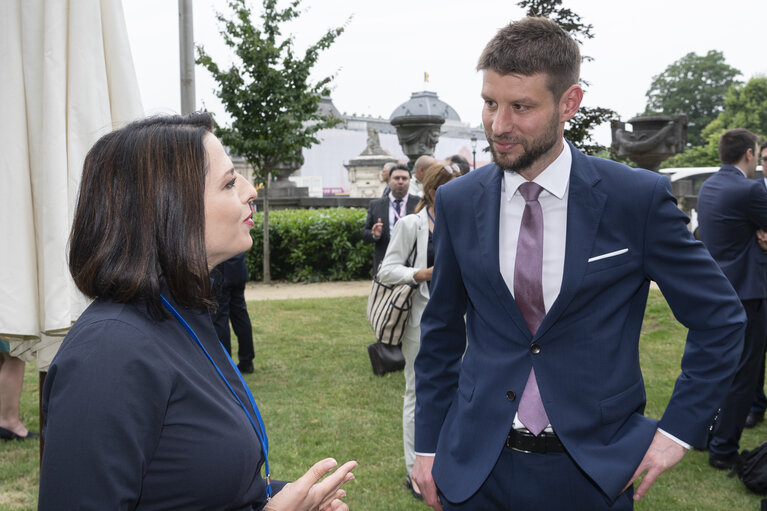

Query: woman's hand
(414, 267), (434, 283)
(265, 458), (357, 511)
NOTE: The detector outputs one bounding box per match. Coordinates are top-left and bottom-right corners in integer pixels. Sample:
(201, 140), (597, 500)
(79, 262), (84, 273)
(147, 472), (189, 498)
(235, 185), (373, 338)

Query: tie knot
(518, 182), (543, 202)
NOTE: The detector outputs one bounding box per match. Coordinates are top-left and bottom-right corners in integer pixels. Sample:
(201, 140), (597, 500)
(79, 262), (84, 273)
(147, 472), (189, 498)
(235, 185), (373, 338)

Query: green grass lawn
(2, 290), (766, 509)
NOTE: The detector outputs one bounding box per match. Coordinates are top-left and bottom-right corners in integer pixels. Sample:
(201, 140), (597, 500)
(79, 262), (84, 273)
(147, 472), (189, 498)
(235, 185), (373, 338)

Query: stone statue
(360, 126), (386, 156)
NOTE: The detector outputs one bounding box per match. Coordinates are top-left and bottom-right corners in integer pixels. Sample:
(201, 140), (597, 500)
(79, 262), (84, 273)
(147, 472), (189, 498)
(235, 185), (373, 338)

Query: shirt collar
(503, 140), (572, 201)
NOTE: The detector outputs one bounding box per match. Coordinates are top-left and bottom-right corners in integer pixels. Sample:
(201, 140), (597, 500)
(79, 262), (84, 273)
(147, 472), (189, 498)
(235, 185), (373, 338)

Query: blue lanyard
(160, 295), (272, 500)
(427, 208), (436, 225)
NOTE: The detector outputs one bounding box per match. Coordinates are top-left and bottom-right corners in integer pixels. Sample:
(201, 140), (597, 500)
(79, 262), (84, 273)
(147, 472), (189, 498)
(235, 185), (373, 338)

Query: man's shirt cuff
(658, 428), (690, 450)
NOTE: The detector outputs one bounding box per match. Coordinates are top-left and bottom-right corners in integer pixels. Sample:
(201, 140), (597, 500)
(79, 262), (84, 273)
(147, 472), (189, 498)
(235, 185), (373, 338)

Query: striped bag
(366, 242), (417, 346)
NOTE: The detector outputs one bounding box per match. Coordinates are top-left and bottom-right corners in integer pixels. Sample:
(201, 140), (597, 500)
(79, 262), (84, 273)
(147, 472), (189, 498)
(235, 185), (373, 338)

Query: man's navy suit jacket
(697, 165), (767, 300)
(415, 141), (745, 502)
(361, 193), (419, 277)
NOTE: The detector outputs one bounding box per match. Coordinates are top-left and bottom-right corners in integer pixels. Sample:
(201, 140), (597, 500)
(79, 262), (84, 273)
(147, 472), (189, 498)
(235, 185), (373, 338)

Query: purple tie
(514, 182), (549, 436)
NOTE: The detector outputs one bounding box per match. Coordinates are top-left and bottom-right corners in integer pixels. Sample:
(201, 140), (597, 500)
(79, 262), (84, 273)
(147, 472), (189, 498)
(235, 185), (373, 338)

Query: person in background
(378, 161), (459, 501)
(39, 113), (356, 511)
(361, 164), (419, 277)
(0, 338), (37, 440)
(447, 154), (471, 175)
(410, 155), (435, 196)
(697, 129), (767, 469)
(380, 161), (395, 197)
(745, 140), (767, 429)
(413, 17), (744, 510)
(213, 252), (255, 374)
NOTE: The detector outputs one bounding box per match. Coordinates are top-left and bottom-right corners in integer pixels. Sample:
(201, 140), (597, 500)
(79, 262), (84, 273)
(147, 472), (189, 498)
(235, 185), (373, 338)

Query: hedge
(246, 208), (374, 282)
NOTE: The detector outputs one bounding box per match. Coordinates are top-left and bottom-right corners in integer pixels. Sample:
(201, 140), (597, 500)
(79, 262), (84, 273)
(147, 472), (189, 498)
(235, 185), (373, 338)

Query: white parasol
(0, 0), (144, 370)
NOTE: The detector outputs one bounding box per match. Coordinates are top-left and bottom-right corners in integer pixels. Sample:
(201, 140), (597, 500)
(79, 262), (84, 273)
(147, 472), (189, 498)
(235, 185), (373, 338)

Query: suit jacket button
(530, 343), (541, 354)
(506, 390), (516, 401)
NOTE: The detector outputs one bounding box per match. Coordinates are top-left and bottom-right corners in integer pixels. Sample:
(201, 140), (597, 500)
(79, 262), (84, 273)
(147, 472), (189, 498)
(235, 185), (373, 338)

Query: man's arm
(635, 175), (745, 499)
(360, 201), (380, 243)
(412, 187), (468, 510)
(747, 181), (767, 231)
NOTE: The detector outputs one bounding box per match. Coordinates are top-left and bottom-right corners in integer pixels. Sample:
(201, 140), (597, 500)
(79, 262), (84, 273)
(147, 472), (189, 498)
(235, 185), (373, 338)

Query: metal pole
(179, 0), (195, 114)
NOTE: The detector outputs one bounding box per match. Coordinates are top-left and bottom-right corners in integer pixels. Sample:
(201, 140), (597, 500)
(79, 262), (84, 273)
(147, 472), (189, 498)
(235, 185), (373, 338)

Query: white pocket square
(588, 248), (629, 263)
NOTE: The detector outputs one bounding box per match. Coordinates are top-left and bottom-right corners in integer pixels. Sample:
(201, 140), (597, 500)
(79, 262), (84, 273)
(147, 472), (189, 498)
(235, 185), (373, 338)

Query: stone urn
(390, 91), (450, 165)
(611, 114), (688, 171)
(270, 151), (308, 198)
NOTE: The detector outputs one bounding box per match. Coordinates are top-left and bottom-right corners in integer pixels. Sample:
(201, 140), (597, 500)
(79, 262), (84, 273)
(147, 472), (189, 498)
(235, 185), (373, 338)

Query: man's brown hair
(718, 128), (758, 165)
(477, 17), (580, 100)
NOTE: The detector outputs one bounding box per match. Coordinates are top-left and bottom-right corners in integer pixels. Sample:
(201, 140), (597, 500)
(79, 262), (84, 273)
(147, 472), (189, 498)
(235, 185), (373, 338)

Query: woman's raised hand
(265, 458), (357, 511)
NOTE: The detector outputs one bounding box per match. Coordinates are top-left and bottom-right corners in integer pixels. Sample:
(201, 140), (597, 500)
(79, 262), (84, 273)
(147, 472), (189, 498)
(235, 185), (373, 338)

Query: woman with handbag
(377, 162), (460, 500)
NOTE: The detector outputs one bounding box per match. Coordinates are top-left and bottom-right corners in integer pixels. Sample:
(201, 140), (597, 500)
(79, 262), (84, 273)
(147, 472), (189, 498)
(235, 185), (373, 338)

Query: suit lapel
(474, 167), (532, 338)
(536, 146), (607, 338)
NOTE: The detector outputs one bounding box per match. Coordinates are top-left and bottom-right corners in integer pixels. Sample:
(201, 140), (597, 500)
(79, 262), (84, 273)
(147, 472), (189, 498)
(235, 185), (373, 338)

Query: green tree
(644, 50), (741, 147)
(662, 76), (767, 168)
(197, 0), (345, 283)
(518, 0), (618, 155)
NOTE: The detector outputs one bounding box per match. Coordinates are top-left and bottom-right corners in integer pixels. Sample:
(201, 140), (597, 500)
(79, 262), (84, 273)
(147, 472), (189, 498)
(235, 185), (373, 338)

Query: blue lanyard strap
(427, 208), (436, 225)
(160, 295), (272, 499)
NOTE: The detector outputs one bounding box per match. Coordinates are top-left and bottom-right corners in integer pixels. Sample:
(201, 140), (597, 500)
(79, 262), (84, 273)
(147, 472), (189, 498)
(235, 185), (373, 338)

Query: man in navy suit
(745, 140), (767, 429)
(412, 17), (745, 510)
(696, 129), (767, 469)
(361, 164), (419, 277)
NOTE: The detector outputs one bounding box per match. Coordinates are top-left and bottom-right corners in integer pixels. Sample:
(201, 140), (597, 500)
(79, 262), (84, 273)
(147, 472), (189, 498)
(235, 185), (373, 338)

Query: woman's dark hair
(69, 112), (216, 318)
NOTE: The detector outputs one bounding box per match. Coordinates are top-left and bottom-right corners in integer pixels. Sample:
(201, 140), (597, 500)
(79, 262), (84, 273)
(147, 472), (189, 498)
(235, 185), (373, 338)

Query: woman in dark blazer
(38, 113), (356, 510)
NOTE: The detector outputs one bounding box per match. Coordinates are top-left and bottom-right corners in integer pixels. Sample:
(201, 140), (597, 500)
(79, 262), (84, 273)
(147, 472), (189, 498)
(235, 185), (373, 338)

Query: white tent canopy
(1, 0), (143, 369)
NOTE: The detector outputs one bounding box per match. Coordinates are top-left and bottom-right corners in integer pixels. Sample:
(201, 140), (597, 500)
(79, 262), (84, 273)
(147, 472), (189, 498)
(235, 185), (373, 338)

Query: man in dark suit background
(696, 129), (767, 468)
(361, 164), (419, 277)
(412, 17), (745, 510)
(212, 252), (255, 373)
(745, 140), (767, 429)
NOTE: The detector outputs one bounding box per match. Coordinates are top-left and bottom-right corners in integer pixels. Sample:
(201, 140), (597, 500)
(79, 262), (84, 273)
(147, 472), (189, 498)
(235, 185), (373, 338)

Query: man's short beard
(488, 113), (560, 173)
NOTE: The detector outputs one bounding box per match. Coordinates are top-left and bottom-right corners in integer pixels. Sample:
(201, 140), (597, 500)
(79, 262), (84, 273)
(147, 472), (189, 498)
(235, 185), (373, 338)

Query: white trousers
(401, 321), (421, 476)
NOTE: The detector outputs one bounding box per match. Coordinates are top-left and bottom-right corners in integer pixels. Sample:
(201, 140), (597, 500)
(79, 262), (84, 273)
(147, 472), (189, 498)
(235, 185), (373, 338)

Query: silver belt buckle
(509, 428), (533, 453)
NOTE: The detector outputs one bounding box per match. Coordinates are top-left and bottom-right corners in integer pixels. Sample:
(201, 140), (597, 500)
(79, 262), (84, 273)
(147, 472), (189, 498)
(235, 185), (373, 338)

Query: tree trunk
(262, 170), (271, 284)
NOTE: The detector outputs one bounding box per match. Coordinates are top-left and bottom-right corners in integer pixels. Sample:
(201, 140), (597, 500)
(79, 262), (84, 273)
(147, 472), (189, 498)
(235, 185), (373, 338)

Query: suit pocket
(585, 248), (632, 275)
(599, 379), (646, 424)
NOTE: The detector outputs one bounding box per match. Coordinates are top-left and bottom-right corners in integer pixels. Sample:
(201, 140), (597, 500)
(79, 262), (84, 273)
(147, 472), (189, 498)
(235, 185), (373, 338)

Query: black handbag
(367, 341), (406, 375)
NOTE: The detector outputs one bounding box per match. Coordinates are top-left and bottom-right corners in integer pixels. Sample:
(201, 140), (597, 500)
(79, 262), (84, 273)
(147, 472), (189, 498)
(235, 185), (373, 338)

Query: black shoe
(405, 476), (423, 500)
(709, 453), (738, 470)
(0, 426), (39, 441)
(744, 411), (764, 429)
(237, 361), (254, 374)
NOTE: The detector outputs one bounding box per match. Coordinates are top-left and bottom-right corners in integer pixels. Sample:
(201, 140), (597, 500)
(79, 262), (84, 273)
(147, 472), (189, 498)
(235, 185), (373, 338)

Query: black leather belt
(505, 428), (565, 453)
